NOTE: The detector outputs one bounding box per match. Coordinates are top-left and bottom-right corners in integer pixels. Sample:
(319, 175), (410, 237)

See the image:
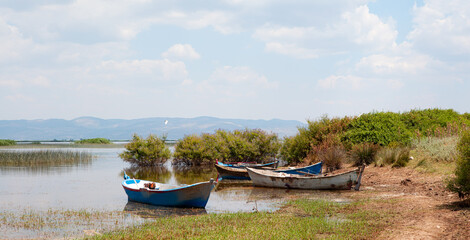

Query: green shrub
(75, 138), (111, 144)
(402, 109), (469, 137)
(0, 139), (16, 146)
(279, 130), (311, 164)
(173, 134), (214, 166)
(447, 130), (470, 199)
(343, 112), (412, 146)
(350, 143), (379, 166)
(280, 116), (351, 164)
(120, 134), (171, 166)
(173, 129), (280, 166)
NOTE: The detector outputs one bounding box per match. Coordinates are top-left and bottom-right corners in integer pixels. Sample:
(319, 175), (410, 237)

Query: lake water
(0, 147), (349, 239)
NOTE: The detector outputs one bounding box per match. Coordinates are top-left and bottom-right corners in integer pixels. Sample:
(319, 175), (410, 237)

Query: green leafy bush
(402, 109), (469, 137)
(75, 138), (111, 144)
(120, 134), (171, 166)
(0, 139), (16, 146)
(173, 129), (280, 166)
(280, 116), (351, 164)
(447, 130), (470, 199)
(343, 112), (413, 146)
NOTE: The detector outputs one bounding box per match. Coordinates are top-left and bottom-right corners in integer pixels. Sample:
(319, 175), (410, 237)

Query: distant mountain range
(0, 116), (305, 141)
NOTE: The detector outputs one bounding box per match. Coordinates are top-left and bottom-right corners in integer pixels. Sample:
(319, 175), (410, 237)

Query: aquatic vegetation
(120, 134), (171, 166)
(0, 208), (139, 239)
(173, 129), (280, 166)
(0, 150), (92, 167)
(0, 139), (16, 146)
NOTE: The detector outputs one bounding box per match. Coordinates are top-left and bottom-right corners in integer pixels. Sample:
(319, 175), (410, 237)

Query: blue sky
(0, 0), (469, 122)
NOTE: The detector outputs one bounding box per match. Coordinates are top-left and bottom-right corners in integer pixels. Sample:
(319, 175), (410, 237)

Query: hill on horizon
(0, 116), (305, 141)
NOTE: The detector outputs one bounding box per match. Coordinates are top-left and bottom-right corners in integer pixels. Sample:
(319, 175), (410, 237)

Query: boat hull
(247, 167), (362, 190)
(215, 161), (323, 180)
(122, 180), (214, 208)
(214, 164), (251, 180)
(275, 162), (323, 175)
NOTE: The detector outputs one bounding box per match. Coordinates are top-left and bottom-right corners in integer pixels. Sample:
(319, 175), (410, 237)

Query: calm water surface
(0, 147), (349, 239)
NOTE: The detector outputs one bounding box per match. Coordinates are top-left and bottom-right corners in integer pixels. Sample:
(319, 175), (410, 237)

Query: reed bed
(0, 150), (93, 167)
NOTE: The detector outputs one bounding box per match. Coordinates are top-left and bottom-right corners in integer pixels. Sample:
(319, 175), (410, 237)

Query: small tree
(447, 130), (470, 199)
(120, 134), (171, 166)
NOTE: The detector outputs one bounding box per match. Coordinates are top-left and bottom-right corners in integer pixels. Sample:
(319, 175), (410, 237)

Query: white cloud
(265, 42), (319, 59)
(0, 17), (34, 63)
(96, 59), (188, 82)
(210, 66), (278, 89)
(408, 0), (470, 57)
(355, 53), (431, 75)
(253, 5), (397, 59)
(162, 44), (201, 60)
(341, 5), (397, 51)
(317, 75), (364, 90)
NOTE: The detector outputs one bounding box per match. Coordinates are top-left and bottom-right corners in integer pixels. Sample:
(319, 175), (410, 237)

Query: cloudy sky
(1, 0), (469, 122)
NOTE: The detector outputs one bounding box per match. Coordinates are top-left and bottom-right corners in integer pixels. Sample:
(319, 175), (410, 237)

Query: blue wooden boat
(215, 161), (323, 180)
(274, 161), (323, 175)
(122, 173), (215, 208)
(216, 160), (278, 169)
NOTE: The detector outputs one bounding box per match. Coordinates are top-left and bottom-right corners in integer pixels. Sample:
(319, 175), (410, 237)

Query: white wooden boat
(246, 165), (365, 190)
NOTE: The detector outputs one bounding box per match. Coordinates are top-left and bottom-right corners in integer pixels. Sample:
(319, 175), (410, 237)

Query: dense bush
(173, 129), (280, 166)
(342, 112), (413, 146)
(279, 129), (312, 164)
(120, 134), (171, 166)
(447, 130), (470, 199)
(75, 138), (111, 144)
(172, 134), (215, 166)
(280, 116), (351, 164)
(280, 109), (469, 167)
(0, 139), (16, 146)
(402, 109), (469, 137)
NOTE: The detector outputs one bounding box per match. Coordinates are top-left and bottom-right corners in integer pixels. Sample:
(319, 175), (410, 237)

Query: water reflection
(123, 201), (207, 218)
(0, 165), (90, 175)
(172, 165), (218, 184)
(122, 166), (171, 183)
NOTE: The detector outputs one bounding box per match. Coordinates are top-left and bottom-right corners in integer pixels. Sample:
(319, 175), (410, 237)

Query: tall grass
(375, 147), (411, 168)
(409, 136), (459, 174)
(411, 136), (458, 162)
(0, 150), (92, 167)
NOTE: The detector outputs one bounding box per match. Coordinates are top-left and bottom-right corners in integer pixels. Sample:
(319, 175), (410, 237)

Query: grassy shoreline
(85, 198), (395, 240)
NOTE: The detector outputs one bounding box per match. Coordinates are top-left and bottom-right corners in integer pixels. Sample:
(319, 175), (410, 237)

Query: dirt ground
(350, 166), (470, 240)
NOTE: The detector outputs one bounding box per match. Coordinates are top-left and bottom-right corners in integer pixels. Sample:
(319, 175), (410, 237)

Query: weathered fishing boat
(122, 173), (215, 208)
(215, 161), (323, 180)
(215, 163), (252, 180)
(246, 165), (365, 190)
